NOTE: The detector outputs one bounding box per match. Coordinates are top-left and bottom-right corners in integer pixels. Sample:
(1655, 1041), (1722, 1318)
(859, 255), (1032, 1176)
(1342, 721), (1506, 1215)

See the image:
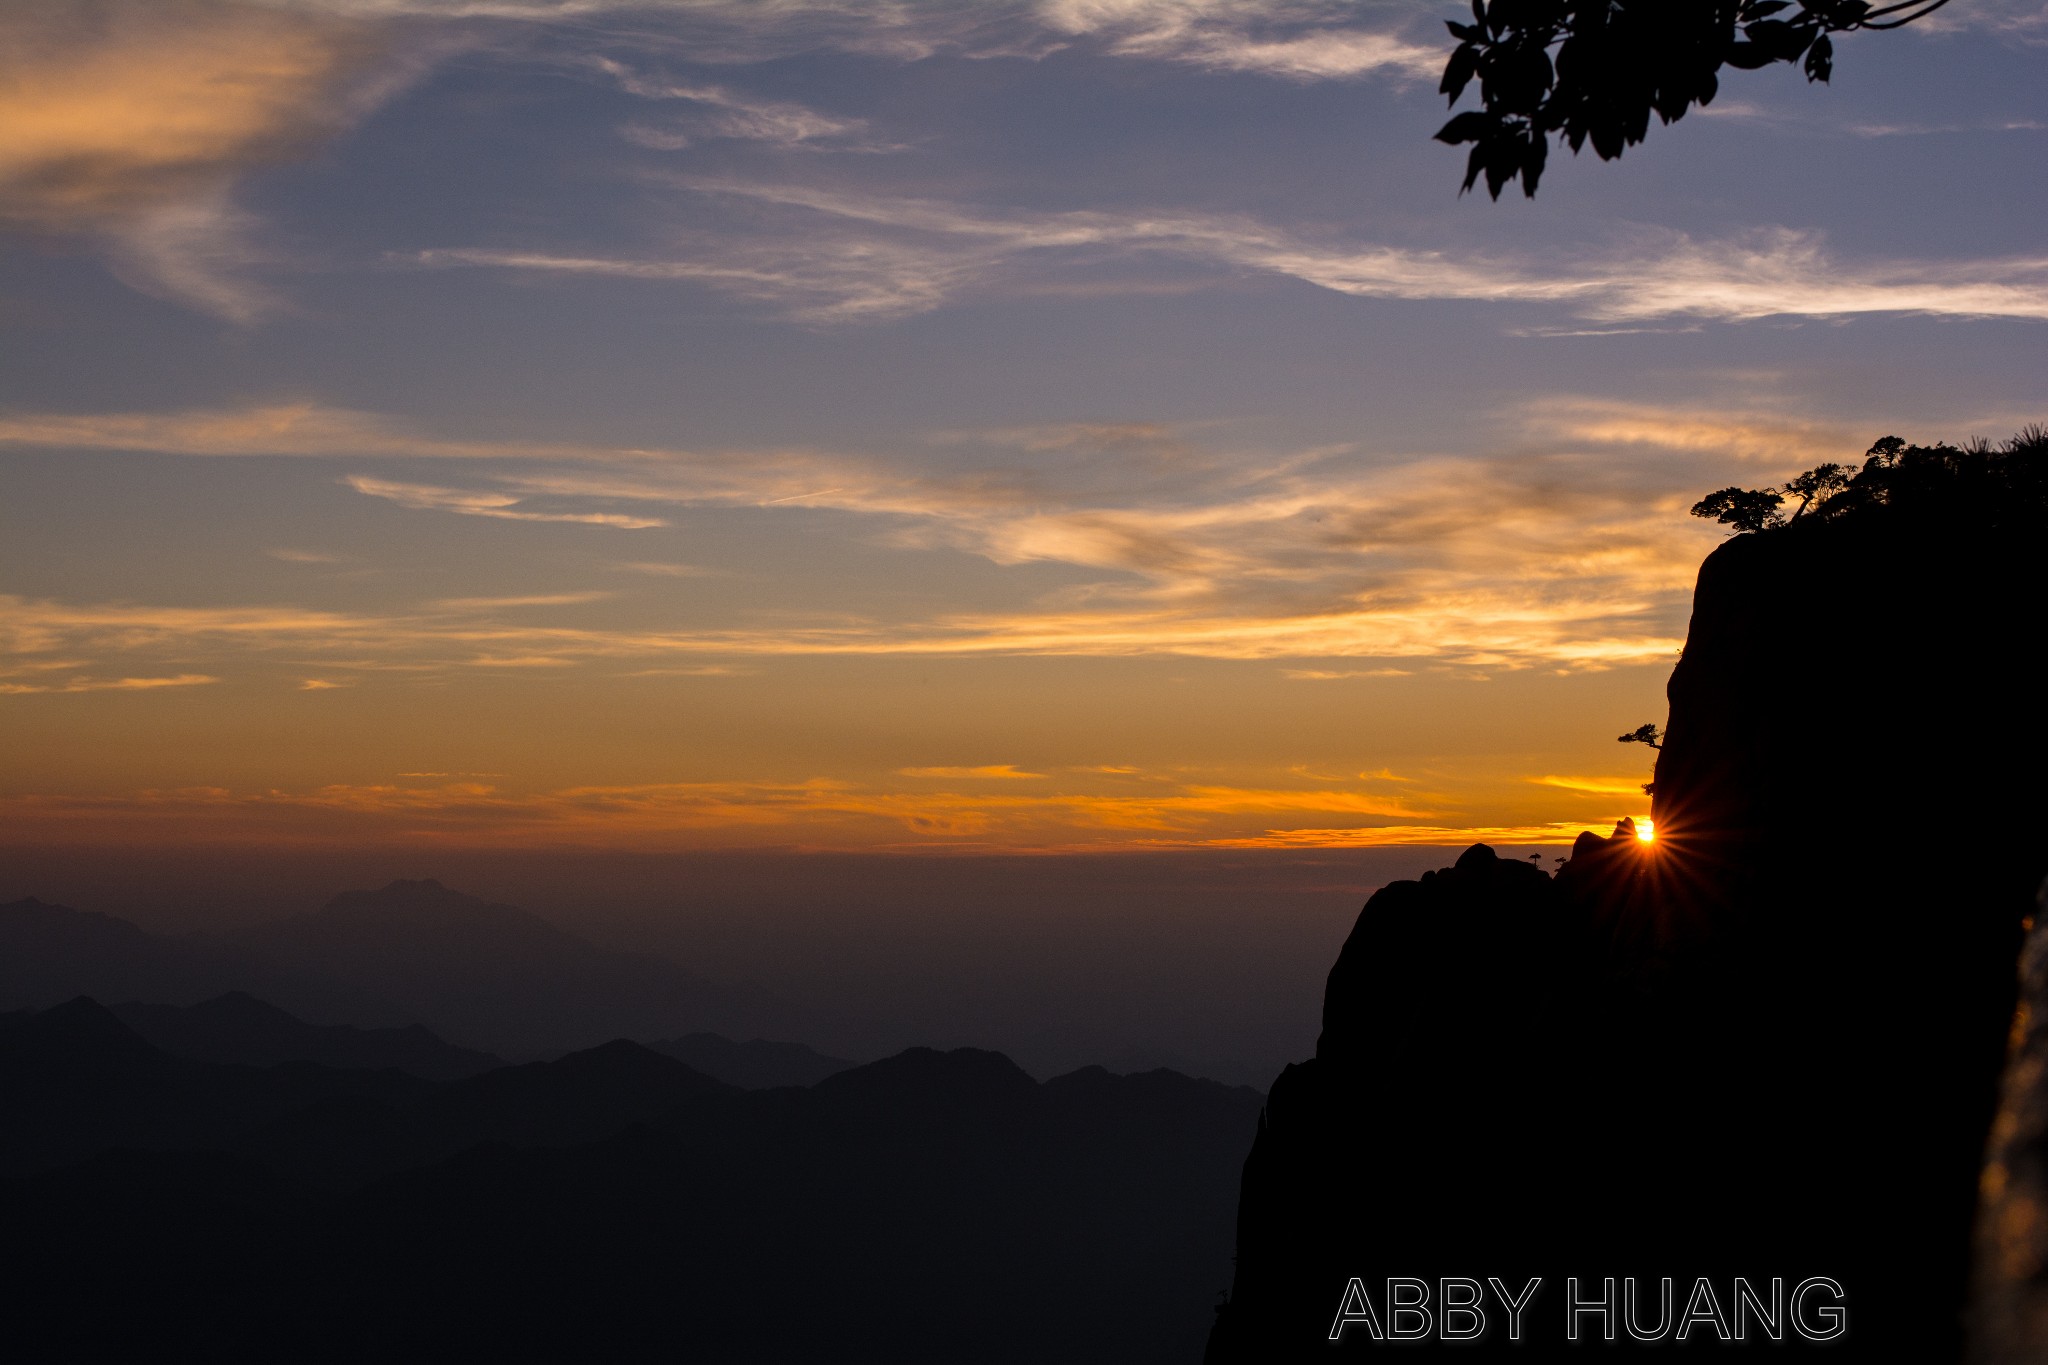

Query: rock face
(1209, 484), (2048, 1360)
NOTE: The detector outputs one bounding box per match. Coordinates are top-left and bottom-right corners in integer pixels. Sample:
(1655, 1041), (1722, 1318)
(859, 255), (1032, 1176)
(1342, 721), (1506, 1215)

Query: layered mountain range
(0, 877), (793, 1059)
(0, 992), (1258, 1362)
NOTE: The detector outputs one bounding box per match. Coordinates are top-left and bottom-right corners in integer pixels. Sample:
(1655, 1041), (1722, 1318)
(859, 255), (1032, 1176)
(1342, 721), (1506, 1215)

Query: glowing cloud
(1281, 667), (1414, 680)
(0, 672), (219, 695)
(345, 476), (667, 528)
(1531, 775), (1654, 796)
(0, 0), (393, 318)
(0, 771), (1442, 849)
(0, 396), (1736, 673)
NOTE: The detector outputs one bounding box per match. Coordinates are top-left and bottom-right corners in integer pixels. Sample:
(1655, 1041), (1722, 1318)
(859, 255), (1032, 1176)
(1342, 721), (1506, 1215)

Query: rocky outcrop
(1210, 477), (2048, 1359)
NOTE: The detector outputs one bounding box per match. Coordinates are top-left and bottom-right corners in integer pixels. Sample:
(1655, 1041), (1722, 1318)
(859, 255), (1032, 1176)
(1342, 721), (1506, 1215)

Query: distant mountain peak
(36, 994), (126, 1030)
(816, 1046), (1039, 1108)
(3, 995), (170, 1074)
(11, 881), (787, 1064)
(305, 880), (562, 941)
(110, 993), (503, 1080)
(646, 1033), (854, 1089)
(548, 1037), (726, 1086)
(1, 897), (147, 937)
(321, 879), (494, 914)
(184, 991), (300, 1024)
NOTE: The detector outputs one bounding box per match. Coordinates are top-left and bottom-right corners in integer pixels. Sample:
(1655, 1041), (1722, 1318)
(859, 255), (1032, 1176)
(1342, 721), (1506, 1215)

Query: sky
(3, 0), (2045, 864)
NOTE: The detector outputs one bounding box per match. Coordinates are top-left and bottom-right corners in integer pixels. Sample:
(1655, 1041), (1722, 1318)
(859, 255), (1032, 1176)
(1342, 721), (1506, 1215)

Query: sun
(1634, 818), (1656, 843)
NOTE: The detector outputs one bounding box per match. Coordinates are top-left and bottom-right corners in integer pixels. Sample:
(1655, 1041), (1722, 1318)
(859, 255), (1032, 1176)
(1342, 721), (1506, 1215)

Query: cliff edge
(1209, 436), (2048, 1359)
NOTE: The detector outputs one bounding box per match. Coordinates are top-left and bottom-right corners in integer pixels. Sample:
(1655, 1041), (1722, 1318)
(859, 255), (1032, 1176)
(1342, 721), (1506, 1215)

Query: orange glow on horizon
(0, 777), (1645, 854)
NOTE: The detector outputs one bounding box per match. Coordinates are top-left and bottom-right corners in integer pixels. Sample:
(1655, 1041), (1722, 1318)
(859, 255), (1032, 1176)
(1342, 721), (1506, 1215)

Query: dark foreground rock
(1210, 451), (2048, 1360)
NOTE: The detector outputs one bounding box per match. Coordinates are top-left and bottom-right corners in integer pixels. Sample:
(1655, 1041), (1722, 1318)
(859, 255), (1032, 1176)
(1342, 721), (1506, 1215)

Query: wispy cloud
(414, 181), (2048, 326)
(275, 0), (1051, 64)
(0, 393), (1756, 670)
(1909, 0), (2048, 42)
(1531, 774), (1650, 796)
(934, 421), (1200, 462)
(1515, 398), (1867, 465)
(429, 592), (613, 609)
(99, 194), (285, 324)
(898, 764), (1046, 779)
(0, 672), (218, 696)
(0, 402), (671, 461)
(591, 56), (889, 152)
(609, 560), (721, 577)
(1698, 97), (2047, 139)
(274, 0), (1440, 78)
(1280, 667), (1412, 680)
(0, 0), (412, 320)
(1202, 821), (1631, 849)
(0, 480), (1696, 668)
(1034, 0), (1440, 79)
(1843, 118), (2045, 137)
(619, 664), (746, 676)
(345, 475), (668, 527)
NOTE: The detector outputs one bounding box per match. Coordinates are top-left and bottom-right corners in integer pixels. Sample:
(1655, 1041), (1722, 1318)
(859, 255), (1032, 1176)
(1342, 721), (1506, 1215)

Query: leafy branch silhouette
(1437, 0), (1955, 198)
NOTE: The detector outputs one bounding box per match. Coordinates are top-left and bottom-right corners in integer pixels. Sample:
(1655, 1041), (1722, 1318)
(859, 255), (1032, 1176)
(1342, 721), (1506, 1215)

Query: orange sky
(5, 0), (2040, 857)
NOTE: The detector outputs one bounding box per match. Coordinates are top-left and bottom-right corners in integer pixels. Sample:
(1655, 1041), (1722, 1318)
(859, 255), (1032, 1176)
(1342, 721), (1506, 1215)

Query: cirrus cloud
(414, 181), (2048, 326)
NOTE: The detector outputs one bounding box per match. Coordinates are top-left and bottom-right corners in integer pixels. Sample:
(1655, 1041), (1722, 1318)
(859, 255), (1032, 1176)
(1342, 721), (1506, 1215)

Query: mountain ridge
(112, 991), (503, 1080)
(0, 993), (1260, 1362)
(3, 878), (796, 1061)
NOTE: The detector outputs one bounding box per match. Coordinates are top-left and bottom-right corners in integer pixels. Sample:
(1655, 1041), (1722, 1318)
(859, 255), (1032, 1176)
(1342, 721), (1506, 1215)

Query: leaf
(1804, 32), (1834, 82)
(1441, 45), (1480, 101)
(1435, 111), (1494, 145)
(1500, 46), (1555, 108)
(1485, 154), (1515, 199)
(1723, 42), (1777, 68)
(1743, 17), (1814, 59)
(1460, 144), (1487, 195)
(1519, 134), (1547, 197)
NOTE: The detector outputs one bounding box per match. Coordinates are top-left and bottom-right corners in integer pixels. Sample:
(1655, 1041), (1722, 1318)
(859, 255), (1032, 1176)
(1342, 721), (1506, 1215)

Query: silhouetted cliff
(1210, 438), (2048, 1359)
